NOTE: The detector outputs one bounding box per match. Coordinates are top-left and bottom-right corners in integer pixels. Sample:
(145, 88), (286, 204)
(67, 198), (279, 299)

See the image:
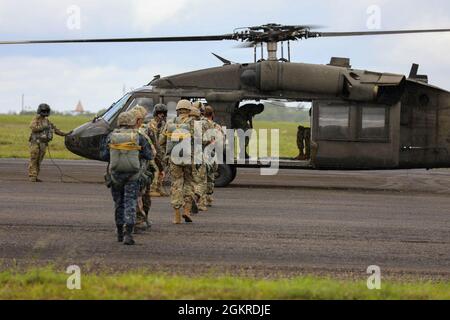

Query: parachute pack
(165, 117), (192, 156)
(109, 129), (142, 174)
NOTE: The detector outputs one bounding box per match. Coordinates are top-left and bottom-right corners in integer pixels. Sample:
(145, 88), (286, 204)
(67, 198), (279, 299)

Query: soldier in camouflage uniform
(295, 126), (311, 160)
(28, 103), (71, 182)
(190, 102), (213, 212)
(131, 106), (164, 231)
(231, 103), (264, 158)
(148, 104), (168, 197)
(101, 111), (153, 245)
(204, 105), (224, 207)
(160, 100), (195, 224)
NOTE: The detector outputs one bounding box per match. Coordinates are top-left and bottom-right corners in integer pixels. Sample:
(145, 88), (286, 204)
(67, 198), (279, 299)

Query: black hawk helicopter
(2, 23), (450, 186)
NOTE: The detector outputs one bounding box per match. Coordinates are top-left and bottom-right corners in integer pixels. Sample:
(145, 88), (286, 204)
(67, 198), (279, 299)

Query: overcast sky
(0, 0), (449, 113)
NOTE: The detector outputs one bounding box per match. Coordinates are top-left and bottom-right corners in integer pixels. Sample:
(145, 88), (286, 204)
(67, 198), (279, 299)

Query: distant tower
(74, 100), (84, 114)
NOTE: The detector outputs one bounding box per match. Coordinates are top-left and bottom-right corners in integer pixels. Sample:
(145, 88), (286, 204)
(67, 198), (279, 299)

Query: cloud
(0, 56), (183, 113)
(130, 0), (192, 32)
(0, 0), (448, 115)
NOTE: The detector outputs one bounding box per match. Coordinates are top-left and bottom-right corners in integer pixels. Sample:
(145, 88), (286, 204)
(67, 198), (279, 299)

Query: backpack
(165, 117), (192, 156)
(109, 129), (142, 174)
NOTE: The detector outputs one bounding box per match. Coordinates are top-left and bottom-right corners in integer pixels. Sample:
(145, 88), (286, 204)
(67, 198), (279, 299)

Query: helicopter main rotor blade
(316, 28), (450, 38)
(0, 34), (235, 45)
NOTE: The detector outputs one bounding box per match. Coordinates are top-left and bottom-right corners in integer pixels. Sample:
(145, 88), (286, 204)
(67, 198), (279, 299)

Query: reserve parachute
(165, 118), (192, 156)
(109, 128), (142, 174)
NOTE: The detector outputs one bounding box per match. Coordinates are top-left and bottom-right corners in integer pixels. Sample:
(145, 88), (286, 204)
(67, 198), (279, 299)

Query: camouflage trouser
(170, 163), (193, 209)
(206, 164), (216, 195)
(111, 180), (139, 226)
(296, 127), (311, 158)
(28, 142), (47, 178)
(192, 164), (207, 198)
(136, 180), (151, 225)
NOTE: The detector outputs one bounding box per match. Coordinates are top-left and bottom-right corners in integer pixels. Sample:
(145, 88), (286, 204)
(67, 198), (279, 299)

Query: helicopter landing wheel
(215, 164), (237, 188)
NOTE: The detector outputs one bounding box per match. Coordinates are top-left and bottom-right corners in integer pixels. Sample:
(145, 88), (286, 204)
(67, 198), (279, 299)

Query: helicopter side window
(359, 106), (389, 140)
(102, 93), (131, 123)
(127, 97), (154, 115)
(318, 105), (350, 140)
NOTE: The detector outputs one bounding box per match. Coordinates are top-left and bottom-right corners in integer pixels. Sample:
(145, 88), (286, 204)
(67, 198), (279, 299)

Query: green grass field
(0, 115), (304, 159)
(0, 268), (448, 300)
(0, 115), (91, 159)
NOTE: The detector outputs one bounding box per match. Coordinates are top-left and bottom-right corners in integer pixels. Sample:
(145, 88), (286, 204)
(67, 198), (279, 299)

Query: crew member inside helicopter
(231, 103), (265, 158)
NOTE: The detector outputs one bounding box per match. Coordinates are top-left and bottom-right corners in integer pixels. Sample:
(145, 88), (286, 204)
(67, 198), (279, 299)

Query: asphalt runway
(0, 159), (449, 279)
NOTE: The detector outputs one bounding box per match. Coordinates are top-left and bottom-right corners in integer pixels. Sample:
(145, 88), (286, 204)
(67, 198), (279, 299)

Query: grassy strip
(0, 115), (91, 159)
(0, 115), (306, 159)
(0, 268), (448, 300)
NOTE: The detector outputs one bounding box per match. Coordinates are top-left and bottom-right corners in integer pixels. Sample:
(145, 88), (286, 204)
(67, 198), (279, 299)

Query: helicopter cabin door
(311, 100), (401, 169)
(399, 83), (444, 168)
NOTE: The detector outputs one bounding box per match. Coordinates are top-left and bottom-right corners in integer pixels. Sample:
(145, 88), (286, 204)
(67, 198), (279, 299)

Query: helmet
(176, 99), (192, 111)
(117, 112), (136, 127)
(153, 103), (168, 116)
(37, 103), (51, 116)
(190, 107), (201, 118)
(131, 105), (147, 120)
(192, 101), (203, 110)
(204, 105), (214, 118)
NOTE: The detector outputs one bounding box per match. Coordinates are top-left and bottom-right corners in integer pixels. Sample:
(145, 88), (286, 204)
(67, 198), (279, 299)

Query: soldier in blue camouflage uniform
(101, 111), (153, 245)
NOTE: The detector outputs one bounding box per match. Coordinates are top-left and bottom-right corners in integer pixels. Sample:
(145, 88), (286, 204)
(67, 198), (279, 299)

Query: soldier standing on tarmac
(204, 105), (224, 207)
(160, 100), (195, 224)
(190, 102), (214, 212)
(101, 111), (153, 245)
(28, 103), (72, 182)
(131, 106), (164, 231)
(149, 104), (169, 197)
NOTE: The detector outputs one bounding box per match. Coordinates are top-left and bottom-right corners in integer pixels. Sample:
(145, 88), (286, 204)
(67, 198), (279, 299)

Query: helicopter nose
(64, 120), (111, 161)
(64, 131), (81, 155)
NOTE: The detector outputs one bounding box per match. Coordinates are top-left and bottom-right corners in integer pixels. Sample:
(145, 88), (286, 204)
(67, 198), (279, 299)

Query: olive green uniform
(28, 115), (66, 180)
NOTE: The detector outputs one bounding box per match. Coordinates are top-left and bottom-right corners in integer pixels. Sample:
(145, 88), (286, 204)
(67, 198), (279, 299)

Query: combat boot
(206, 195), (213, 207)
(191, 197), (199, 215)
(173, 208), (182, 224)
(116, 225), (124, 242)
(123, 225), (135, 245)
(198, 196), (208, 212)
(182, 203), (193, 223)
(159, 189), (169, 197)
(150, 191), (162, 197)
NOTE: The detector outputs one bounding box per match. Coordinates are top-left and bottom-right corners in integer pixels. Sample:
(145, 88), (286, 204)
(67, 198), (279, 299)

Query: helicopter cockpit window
(318, 106), (350, 140)
(127, 97), (154, 115)
(360, 107), (388, 139)
(102, 93), (131, 123)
